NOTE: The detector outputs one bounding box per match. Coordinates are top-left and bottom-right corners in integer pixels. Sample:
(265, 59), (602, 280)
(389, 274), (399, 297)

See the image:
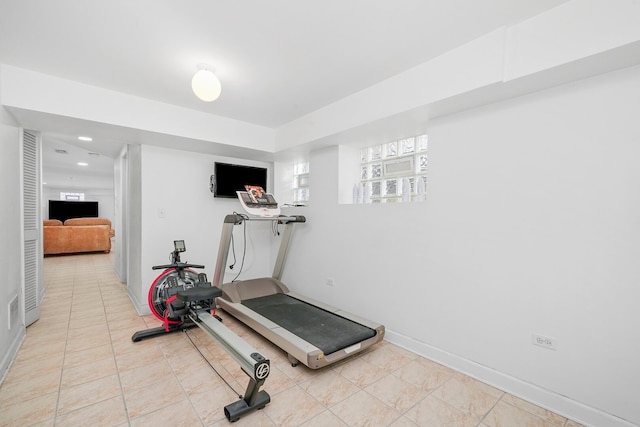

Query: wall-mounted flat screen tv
(213, 162), (268, 198)
(49, 200), (99, 222)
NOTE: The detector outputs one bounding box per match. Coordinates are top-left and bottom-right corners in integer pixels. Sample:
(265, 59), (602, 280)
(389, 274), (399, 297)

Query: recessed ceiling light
(77, 162), (88, 166)
(78, 136), (93, 142)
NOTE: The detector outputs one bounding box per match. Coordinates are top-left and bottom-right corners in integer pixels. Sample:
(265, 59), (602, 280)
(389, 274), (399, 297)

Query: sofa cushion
(64, 217), (112, 227)
(43, 217), (114, 255)
(43, 225), (111, 254)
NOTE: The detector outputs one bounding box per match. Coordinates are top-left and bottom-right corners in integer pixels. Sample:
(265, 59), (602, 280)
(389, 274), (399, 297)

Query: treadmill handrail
(223, 213), (306, 224)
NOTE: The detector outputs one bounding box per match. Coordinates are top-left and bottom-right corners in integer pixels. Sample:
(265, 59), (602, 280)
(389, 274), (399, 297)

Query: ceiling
(0, 0), (569, 188)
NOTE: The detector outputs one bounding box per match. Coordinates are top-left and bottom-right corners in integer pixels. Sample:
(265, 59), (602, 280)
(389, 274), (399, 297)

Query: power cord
(229, 212), (249, 281)
(228, 212), (249, 270)
(229, 231), (237, 270)
(184, 329), (242, 399)
(231, 219), (247, 281)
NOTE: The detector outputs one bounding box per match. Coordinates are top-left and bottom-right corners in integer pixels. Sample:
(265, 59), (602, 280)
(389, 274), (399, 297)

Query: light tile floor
(0, 253), (585, 427)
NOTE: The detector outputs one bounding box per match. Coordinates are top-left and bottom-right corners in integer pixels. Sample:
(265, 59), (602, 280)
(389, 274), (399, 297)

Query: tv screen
(49, 200), (99, 222)
(213, 162), (268, 198)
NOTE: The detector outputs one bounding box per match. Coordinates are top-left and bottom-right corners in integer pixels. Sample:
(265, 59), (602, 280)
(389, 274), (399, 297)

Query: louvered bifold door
(23, 130), (41, 327)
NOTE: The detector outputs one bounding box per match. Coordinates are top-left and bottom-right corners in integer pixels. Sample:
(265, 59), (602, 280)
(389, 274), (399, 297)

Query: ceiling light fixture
(78, 136), (93, 142)
(77, 162), (88, 166)
(191, 63), (221, 102)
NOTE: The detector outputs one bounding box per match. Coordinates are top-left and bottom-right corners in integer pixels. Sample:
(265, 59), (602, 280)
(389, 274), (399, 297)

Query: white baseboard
(384, 329), (636, 427)
(0, 328), (25, 385)
(127, 287), (150, 316)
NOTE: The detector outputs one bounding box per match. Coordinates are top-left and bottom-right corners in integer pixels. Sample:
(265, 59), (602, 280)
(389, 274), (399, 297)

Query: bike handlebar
(152, 262), (205, 270)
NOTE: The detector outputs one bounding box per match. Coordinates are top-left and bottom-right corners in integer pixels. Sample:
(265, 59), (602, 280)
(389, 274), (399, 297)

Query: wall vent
(384, 158), (414, 175)
(8, 295), (19, 330)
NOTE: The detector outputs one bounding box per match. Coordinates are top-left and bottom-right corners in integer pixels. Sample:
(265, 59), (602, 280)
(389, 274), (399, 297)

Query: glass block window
(400, 137), (415, 155)
(418, 153), (428, 172)
(371, 163), (382, 179)
(370, 145), (382, 161)
(293, 162), (309, 205)
(360, 134), (428, 203)
(385, 141), (397, 157)
(371, 181), (381, 197)
(385, 179), (397, 196)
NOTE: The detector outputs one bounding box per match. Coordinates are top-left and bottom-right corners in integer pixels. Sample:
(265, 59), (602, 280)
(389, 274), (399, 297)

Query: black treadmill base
(242, 293), (376, 355)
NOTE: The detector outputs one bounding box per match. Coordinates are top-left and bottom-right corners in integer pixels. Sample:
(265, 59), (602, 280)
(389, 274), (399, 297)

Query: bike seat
(177, 286), (222, 302)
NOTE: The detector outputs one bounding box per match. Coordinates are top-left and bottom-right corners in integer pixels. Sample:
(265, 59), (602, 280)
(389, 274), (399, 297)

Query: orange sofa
(43, 217), (115, 255)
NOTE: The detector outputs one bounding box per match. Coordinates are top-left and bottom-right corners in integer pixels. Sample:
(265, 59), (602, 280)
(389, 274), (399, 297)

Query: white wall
(0, 118), (25, 382)
(278, 65), (640, 426)
(113, 146), (127, 282)
(0, 66), (26, 382)
(127, 144), (277, 313)
(126, 144), (143, 310)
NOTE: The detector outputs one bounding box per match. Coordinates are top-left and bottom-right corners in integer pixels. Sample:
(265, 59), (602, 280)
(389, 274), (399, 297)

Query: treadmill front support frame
(213, 214), (303, 286)
(271, 219), (296, 281)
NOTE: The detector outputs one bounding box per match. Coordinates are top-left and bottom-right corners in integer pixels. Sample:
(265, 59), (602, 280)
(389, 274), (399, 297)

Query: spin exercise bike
(131, 240), (271, 422)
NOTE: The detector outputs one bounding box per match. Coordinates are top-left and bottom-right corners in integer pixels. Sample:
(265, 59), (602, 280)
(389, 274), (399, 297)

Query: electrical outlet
(326, 278), (334, 287)
(532, 333), (557, 350)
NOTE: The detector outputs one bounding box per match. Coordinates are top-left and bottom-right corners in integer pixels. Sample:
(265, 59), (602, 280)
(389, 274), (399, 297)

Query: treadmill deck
(242, 293), (376, 356)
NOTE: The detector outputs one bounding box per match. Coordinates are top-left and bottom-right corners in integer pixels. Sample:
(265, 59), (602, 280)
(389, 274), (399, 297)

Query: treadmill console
(237, 186), (281, 217)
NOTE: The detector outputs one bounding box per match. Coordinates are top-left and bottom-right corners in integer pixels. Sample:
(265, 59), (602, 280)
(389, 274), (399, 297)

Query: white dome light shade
(192, 68), (221, 102)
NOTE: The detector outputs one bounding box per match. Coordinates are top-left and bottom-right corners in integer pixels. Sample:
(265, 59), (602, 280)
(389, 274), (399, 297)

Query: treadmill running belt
(242, 293), (376, 356)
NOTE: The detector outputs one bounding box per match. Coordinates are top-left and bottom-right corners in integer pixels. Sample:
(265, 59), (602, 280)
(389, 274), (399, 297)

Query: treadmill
(212, 192), (385, 369)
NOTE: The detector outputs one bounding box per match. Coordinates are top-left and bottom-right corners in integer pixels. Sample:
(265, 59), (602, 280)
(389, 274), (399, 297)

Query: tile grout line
(161, 329), (209, 426)
(476, 390), (506, 427)
(50, 257), (76, 427)
(98, 254), (134, 427)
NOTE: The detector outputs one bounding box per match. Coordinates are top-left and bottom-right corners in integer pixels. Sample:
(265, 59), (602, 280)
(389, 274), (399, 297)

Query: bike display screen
(174, 240), (186, 252)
